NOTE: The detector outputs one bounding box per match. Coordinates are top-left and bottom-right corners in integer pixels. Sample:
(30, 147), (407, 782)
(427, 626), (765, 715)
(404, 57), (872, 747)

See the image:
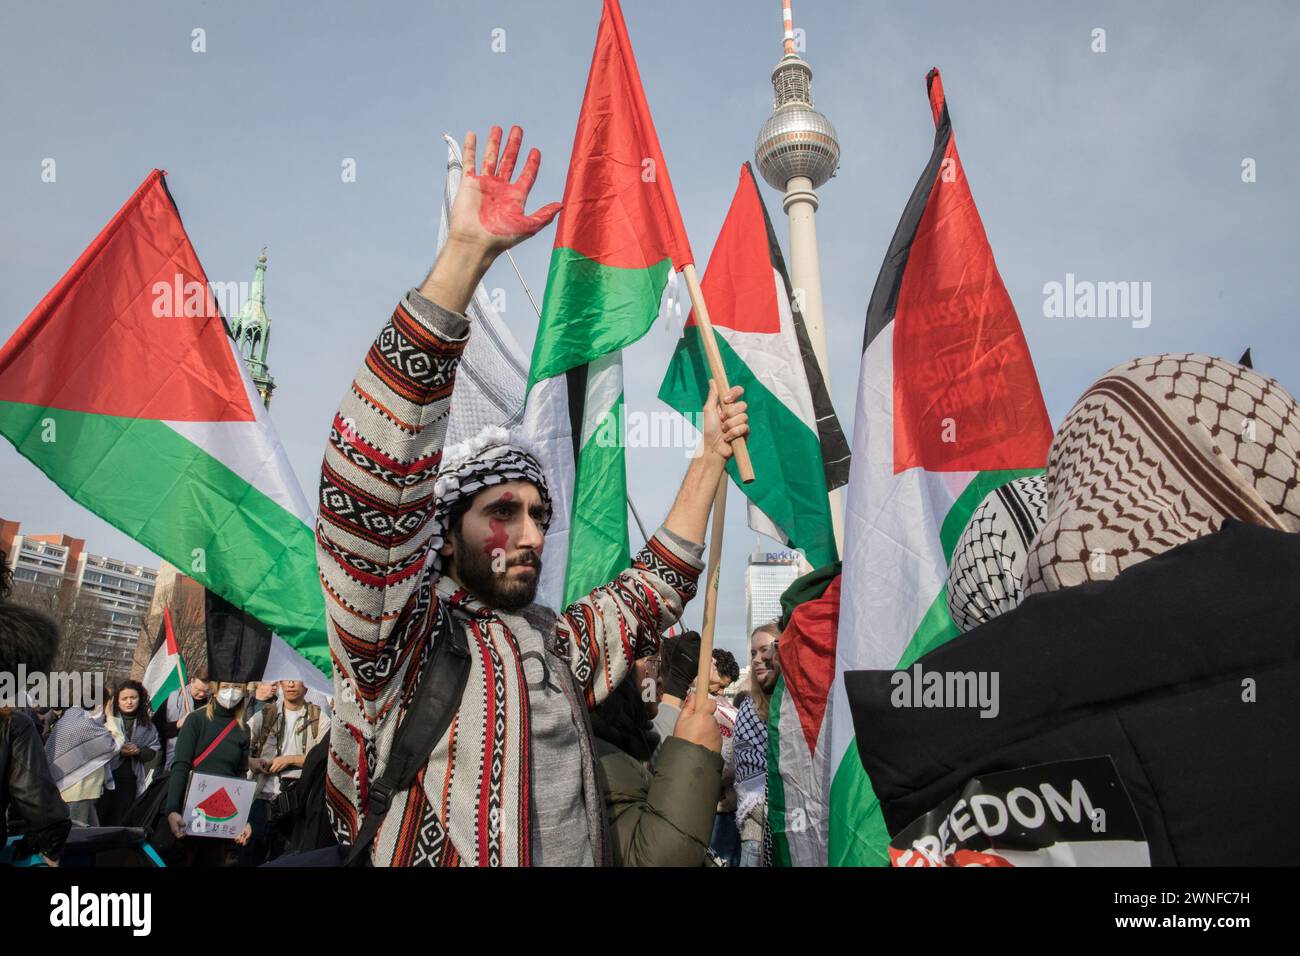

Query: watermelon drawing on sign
(196, 787), (239, 823)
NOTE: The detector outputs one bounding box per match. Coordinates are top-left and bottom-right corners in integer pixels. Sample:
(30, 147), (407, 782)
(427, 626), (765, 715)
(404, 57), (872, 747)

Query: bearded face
(441, 480), (548, 612)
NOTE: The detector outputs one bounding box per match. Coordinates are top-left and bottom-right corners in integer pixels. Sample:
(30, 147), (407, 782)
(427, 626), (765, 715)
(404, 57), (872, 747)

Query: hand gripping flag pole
(681, 263), (755, 485)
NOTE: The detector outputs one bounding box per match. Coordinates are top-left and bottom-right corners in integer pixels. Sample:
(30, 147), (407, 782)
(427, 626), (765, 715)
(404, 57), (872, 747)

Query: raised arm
(317, 126), (560, 726)
(315, 284), (469, 726)
(557, 382), (749, 705)
(663, 380), (747, 544)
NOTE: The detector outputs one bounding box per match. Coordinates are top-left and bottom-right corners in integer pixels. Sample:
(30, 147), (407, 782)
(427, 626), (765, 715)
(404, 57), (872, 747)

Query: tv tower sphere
(754, 53), (840, 191)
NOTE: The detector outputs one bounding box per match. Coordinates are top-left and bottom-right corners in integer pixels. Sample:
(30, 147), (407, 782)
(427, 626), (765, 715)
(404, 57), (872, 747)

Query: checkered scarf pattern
(733, 695), (772, 866)
(946, 474), (1050, 632)
(1024, 353), (1300, 595)
(44, 707), (118, 792)
(427, 425), (551, 576)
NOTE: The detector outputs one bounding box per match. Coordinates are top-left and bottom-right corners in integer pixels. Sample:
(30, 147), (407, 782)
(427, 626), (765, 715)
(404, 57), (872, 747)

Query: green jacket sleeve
(598, 736), (722, 867)
(165, 715), (201, 815)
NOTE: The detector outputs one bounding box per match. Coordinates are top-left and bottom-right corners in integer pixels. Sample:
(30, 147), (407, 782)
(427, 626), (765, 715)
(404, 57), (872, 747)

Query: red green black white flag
(526, 0), (694, 610)
(826, 69), (1054, 866)
(0, 170), (329, 681)
(659, 163), (848, 570)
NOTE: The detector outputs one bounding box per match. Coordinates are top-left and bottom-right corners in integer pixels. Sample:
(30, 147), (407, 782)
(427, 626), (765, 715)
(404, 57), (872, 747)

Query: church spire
(232, 247), (276, 408)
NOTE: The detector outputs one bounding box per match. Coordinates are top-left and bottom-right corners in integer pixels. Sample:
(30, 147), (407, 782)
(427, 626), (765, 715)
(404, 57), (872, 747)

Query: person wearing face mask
(165, 680), (252, 866)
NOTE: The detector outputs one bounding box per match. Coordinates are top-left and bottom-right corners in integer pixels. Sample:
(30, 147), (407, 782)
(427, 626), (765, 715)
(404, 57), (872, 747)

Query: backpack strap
(343, 618), (471, 867)
(305, 702), (322, 742)
(252, 704), (280, 759)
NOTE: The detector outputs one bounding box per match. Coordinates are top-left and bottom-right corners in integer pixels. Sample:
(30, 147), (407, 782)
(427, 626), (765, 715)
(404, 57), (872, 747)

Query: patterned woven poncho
(317, 290), (703, 866)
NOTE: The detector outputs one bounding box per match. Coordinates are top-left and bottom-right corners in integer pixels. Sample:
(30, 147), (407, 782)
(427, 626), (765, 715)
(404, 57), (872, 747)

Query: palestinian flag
(526, 0), (693, 607)
(0, 170), (328, 677)
(829, 70), (1053, 865)
(142, 607), (188, 712)
(659, 164), (849, 570)
(767, 564), (841, 867)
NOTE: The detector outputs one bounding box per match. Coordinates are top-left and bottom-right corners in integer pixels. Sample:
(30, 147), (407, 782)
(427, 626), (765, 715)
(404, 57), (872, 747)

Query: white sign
(182, 772), (255, 839)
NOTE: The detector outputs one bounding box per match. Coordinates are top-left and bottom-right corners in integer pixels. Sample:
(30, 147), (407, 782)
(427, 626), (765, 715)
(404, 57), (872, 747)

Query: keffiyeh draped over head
(946, 474), (1050, 632)
(1023, 353), (1300, 595)
(427, 425), (552, 576)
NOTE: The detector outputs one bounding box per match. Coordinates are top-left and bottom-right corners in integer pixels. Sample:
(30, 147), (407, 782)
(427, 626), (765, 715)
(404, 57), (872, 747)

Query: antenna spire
(781, 0), (796, 55)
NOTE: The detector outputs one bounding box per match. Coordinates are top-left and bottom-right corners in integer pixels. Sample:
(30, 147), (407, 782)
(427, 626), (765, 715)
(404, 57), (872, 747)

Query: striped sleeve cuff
(633, 526), (706, 601)
(404, 287), (470, 343)
(657, 527), (705, 564)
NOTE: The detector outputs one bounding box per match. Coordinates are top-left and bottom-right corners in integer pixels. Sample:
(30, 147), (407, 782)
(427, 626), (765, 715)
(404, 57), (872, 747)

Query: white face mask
(216, 687), (245, 708)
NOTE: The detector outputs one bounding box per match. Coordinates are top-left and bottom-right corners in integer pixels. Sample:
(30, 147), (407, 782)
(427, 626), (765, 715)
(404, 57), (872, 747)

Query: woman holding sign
(166, 681), (253, 866)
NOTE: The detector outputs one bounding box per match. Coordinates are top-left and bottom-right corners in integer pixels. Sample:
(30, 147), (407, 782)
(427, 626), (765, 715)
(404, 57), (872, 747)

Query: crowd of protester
(4, 122), (1295, 869)
(6, 348), (1298, 869)
(0, 545), (783, 867)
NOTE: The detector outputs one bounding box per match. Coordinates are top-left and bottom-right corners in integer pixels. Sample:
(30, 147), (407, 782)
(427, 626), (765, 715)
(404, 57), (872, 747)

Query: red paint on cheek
(484, 518), (509, 557)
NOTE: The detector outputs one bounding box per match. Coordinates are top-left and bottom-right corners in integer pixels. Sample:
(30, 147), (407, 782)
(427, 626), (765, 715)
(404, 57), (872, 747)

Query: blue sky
(2, 0), (1297, 658)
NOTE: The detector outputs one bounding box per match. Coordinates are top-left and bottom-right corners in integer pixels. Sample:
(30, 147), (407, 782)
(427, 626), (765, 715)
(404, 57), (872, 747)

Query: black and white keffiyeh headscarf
(427, 425), (552, 576)
(945, 474), (1050, 633)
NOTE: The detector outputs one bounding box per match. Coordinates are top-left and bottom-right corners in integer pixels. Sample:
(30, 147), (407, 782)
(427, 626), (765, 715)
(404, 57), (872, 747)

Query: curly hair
(111, 679), (152, 721)
(711, 647), (740, 684)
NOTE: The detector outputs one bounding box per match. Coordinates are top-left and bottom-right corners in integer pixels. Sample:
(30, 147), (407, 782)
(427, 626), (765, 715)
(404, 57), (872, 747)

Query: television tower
(754, 0), (843, 551)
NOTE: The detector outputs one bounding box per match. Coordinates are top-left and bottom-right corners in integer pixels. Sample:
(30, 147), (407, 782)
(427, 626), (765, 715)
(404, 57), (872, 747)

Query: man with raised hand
(317, 125), (748, 866)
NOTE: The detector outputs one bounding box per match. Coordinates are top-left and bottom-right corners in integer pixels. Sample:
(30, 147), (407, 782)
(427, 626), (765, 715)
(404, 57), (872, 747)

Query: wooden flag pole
(164, 607), (192, 714)
(681, 263), (755, 484)
(695, 472), (729, 700)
